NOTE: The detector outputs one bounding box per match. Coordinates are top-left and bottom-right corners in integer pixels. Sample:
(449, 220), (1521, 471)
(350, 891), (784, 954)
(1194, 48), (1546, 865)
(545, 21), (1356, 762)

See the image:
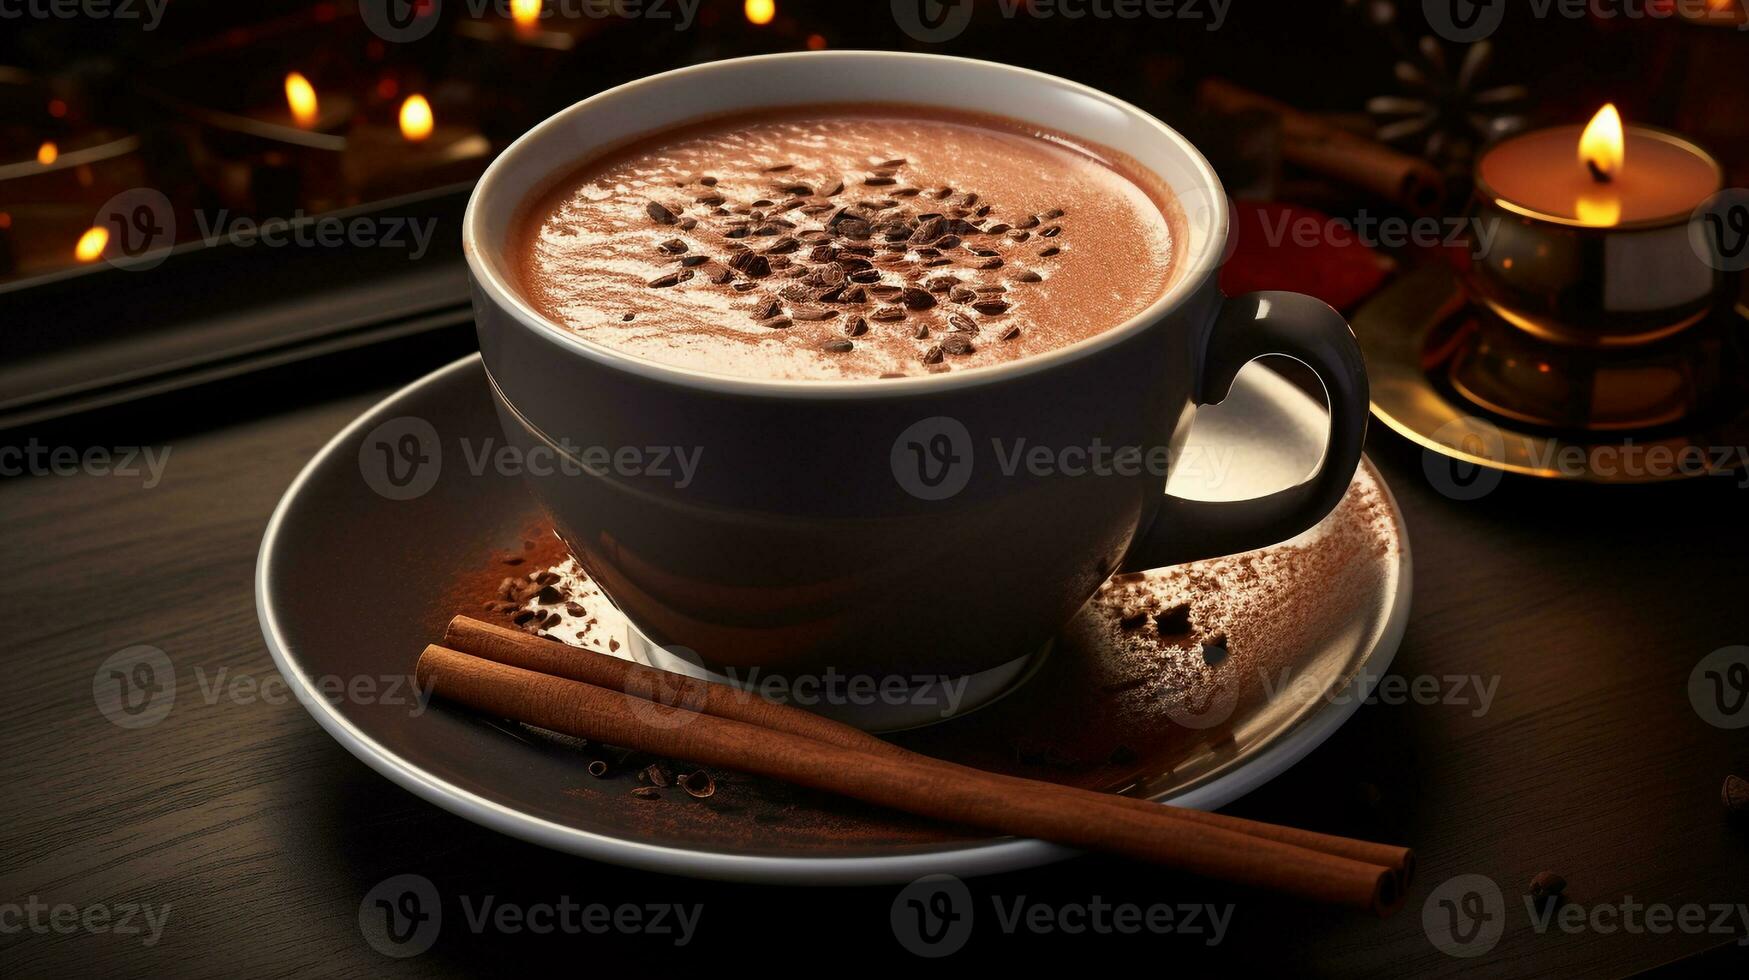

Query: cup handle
(1120, 291), (1370, 572)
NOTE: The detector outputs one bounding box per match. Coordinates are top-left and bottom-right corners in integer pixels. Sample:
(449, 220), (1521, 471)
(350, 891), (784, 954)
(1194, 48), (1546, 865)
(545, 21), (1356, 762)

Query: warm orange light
(1575, 195), (1622, 227)
(36, 142), (58, 166)
(744, 0), (775, 26)
(399, 94), (434, 142)
(511, 0), (542, 31)
(806, 32), (827, 50)
(75, 226), (109, 263)
(1578, 103), (1624, 182)
(285, 72), (320, 129)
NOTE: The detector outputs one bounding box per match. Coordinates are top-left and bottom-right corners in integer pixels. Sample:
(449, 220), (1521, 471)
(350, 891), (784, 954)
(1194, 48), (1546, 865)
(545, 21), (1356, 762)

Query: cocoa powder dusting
(435, 469), (1400, 849)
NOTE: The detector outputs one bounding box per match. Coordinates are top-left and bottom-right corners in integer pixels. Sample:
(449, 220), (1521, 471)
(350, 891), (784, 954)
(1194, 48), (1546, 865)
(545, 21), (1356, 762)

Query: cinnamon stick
(1198, 78), (1445, 213)
(417, 642), (1402, 914)
(445, 614), (1414, 887)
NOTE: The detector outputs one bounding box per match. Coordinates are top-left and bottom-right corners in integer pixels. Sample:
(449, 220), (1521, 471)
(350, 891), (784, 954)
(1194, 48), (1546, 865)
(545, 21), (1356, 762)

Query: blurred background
(2, 0), (1744, 426)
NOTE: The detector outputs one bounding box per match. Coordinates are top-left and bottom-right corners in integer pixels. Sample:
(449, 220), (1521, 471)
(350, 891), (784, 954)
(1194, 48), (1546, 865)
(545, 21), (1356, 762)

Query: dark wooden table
(3, 333), (1746, 977)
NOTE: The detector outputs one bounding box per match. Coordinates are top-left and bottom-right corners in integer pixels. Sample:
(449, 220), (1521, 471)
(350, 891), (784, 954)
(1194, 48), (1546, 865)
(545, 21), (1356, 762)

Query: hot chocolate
(513, 104), (1182, 380)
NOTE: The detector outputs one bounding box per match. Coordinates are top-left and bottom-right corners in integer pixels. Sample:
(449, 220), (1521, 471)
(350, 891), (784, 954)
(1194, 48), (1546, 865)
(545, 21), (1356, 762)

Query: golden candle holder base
(1354, 264), (1749, 485)
(1445, 304), (1730, 433)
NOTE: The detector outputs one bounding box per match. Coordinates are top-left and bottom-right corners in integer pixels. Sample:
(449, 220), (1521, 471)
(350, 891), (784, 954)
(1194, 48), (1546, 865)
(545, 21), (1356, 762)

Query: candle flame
(511, 0), (542, 30)
(36, 141), (58, 166)
(399, 94), (434, 142)
(75, 226), (109, 263)
(744, 0), (775, 26)
(1579, 104), (1624, 183)
(285, 72), (320, 129)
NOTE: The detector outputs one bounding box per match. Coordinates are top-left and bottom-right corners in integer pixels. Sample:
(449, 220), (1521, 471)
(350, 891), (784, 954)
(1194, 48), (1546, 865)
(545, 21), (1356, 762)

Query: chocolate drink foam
(513, 104), (1183, 380)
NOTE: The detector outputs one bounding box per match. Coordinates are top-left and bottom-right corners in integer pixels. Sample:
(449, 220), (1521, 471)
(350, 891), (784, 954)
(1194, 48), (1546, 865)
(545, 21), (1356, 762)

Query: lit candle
(342, 93), (491, 200)
(270, 71), (352, 134)
(1465, 105), (1726, 347)
(0, 82), (145, 283)
(510, 0), (543, 36)
(1477, 104), (1720, 227)
(745, 0), (777, 26)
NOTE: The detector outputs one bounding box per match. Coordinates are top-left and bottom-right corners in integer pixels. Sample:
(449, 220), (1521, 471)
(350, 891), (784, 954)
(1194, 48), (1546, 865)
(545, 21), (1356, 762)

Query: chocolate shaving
(901, 287), (937, 311)
(647, 270), (693, 288)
